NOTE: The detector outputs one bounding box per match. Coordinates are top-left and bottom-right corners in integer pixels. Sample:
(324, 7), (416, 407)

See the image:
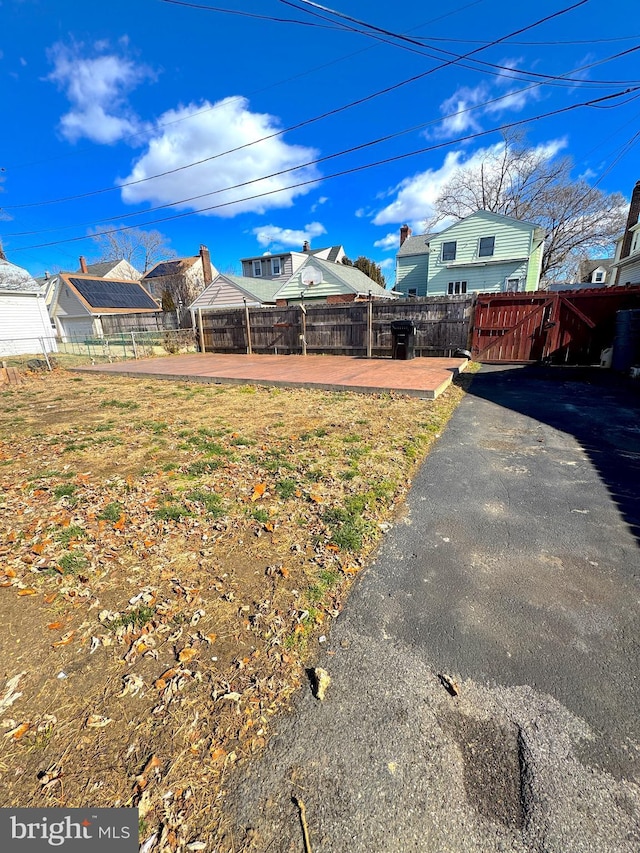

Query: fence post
(198, 308), (205, 353)
(131, 332), (138, 359)
(367, 294), (373, 359)
(38, 338), (53, 371)
(244, 299), (253, 355)
(300, 303), (307, 355)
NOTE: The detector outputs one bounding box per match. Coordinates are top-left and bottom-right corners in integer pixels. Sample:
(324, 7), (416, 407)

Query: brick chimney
(302, 240), (310, 252)
(621, 180), (640, 260)
(400, 224), (412, 247)
(0, 243), (6, 261)
(79, 255), (88, 273)
(199, 244), (213, 285)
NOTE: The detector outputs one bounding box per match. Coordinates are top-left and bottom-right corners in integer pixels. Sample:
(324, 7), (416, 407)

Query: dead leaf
(18, 589), (37, 596)
(6, 722), (30, 740)
(86, 714), (113, 728)
(52, 631), (75, 648)
(251, 483), (267, 502)
(47, 621), (64, 630)
(178, 647), (198, 664)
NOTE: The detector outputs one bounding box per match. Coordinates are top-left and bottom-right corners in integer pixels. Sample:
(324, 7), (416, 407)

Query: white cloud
(373, 232), (400, 251)
(310, 195), (329, 212)
(379, 258), (394, 270)
(435, 84), (487, 138)
(120, 97), (322, 218)
(431, 60), (540, 140)
(372, 138), (566, 226)
(47, 42), (153, 144)
(251, 222), (327, 249)
(373, 149), (473, 226)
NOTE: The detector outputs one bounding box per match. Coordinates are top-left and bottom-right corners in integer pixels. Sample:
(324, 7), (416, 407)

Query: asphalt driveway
(224, 366), (640, 853)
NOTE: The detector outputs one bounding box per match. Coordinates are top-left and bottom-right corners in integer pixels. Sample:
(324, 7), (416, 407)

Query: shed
(0, 257), (57, 356)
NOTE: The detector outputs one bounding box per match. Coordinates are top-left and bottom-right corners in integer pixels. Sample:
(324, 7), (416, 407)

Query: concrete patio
(72, 353), (468, 399)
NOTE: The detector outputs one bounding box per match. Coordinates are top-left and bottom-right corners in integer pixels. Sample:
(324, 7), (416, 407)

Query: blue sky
(1, 0), (639, 284)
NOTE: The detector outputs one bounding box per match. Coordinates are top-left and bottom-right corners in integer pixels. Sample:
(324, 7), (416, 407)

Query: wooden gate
(471, 287), (640, 364)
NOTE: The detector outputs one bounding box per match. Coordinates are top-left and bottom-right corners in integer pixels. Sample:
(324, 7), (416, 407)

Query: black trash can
(390, 320), (416, 360)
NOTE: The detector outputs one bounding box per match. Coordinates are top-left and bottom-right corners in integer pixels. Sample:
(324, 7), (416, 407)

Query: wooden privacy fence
(198, 296), (473, 357)
(471, 287), (640, 364)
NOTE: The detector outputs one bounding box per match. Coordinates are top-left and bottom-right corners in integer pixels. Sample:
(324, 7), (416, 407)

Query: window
(593, 270), (605, 283)
(447, 281), (467, 295)
(479, 236), (495, 257)
(506, 278), (520, 292)
(408, 288), (417, 297)
(442, 241), (457, 261)
(632, 231), (640, 254)
(271, 257), (281, 276)
(252, 260), (262, 277)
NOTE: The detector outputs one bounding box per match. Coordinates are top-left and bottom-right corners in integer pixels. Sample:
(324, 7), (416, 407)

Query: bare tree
(425, 131), (626, 282)
(91, 226), (176, 274)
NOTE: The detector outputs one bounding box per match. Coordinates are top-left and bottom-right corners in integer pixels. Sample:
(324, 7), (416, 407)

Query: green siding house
(395, 211), (544, 297)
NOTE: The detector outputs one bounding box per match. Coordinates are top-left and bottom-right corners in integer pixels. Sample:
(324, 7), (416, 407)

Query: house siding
(276, 263), (353, 302)
(427, 212), (539, 295)
(396, 256), (428, 296)
(0, 293), (57, 355)
(616, 257), (640, 286)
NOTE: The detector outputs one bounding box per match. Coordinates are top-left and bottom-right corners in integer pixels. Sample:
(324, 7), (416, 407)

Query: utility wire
(282, 0), (638, 87)
(5, 1), (483, 172)
(4, 2), (631, 212)
(10, 86), (637, 252)
(4, 73), (634, 238)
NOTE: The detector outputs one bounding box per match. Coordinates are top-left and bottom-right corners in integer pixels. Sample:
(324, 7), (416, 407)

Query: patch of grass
(184, 489), (224, 517)
(248, 507), (269, 523)
(98, 502), (123, 522)
(342, 434), (362, 443)
(155, 502), (193, 522)
(107, 605), (156, 632)
(100, 399), (139, 410)
(275, 478), (297, 500)
(340, 468), (358, 481)
(263, 450), (295, 473)
(305, 468), (324, 482)
(185, 459), (222, 476)
(345, 445), (370, 461)
(53, 483), (76, 500)
(55, 524), (85, 546)
(229, 435), (254, 446)
(58, 550), (89, 574)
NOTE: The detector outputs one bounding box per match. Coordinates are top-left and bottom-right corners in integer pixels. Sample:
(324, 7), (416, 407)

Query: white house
(611, 180), (640, 287)
(0, 254), (57, 357)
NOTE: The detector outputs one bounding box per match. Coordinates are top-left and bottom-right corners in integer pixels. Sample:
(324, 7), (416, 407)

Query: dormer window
(632, 231), (640, 255)
(253, 260), (262, 277)
(479, 236), (495, 257)
(271, 257), (281, 275)
(442, 241), (457, 262)
(592, 269), (605, 283)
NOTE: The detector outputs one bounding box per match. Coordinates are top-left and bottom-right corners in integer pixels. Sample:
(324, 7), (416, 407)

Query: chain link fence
(0, 329), (197, 372)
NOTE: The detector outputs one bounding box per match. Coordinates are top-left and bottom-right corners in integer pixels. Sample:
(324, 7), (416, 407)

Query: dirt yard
(0, 369), (466, 851)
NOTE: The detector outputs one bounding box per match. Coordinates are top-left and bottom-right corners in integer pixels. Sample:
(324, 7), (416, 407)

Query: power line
(282, 0), (639, 88)
(4, 73), (632, 238)
(10, 86), (637, 253)
(5, 3), (634, 212)
(5, 2), (483, 172)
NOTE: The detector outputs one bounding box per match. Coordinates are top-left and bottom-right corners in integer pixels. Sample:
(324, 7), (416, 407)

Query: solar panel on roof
(68, 278), (158, 310)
